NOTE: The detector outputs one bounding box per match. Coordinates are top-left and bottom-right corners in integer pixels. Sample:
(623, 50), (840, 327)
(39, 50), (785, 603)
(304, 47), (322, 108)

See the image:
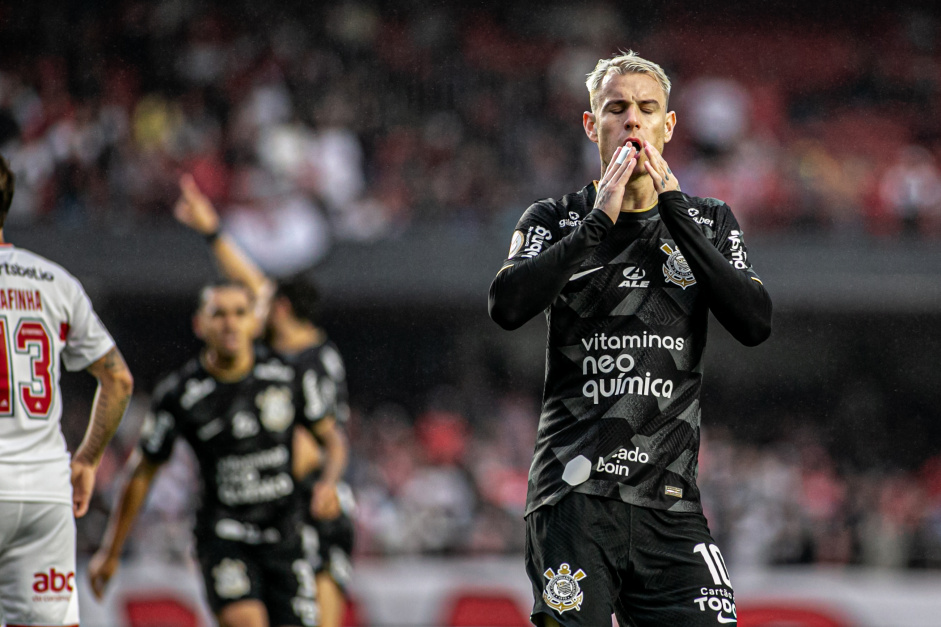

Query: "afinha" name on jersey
(0, 289), (43, 311)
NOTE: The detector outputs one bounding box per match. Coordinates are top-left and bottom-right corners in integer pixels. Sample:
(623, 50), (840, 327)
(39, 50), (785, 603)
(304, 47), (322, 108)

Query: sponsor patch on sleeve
(665, 486), (684, 498)
(508, 230), (524, 258)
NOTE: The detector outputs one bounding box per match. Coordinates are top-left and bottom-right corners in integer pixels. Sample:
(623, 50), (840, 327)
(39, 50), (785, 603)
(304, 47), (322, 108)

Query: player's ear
(663, 110), (676, 144)
(583, 111), (599, 143)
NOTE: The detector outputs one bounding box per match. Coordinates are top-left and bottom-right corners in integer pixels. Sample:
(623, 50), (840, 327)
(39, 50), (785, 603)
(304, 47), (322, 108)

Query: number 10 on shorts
(693, 543), (731, 587)
(692, 543), (736, 623)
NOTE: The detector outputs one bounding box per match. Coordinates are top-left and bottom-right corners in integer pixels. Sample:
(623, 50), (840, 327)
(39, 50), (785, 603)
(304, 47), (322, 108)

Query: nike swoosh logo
(717, 615), (737, 624)
(569, 267), (603, 281)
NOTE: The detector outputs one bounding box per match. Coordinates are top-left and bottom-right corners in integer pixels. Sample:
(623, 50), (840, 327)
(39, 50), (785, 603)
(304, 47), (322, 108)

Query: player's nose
(623, 105), (641, 128)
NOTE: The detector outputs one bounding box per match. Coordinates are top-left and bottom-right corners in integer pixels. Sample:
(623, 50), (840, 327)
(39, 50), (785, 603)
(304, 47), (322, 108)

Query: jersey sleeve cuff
(586, 208), (615, 229)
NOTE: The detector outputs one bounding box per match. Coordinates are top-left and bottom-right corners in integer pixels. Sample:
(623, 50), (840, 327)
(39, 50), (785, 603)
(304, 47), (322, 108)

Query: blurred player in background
(489, 52), (772, 626)
(0, 155), (134, 627)
(87, 280), (341, 627)
(173, 175), (353, 627)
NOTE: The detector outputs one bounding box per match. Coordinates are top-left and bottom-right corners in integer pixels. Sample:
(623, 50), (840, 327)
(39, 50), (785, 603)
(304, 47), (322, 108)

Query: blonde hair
(586, 51), (672, 112)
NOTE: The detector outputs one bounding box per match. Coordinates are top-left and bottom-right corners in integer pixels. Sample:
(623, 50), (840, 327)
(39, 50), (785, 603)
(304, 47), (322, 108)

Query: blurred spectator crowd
(3, 0), (941, 269)
(13, 0), (940, 574)
(76, 389), (941, 571)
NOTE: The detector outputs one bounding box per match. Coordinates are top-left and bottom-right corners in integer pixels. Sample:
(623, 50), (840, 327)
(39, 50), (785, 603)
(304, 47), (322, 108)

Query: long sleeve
(489, 208), (613, 330)
(657, 191), (772, 346)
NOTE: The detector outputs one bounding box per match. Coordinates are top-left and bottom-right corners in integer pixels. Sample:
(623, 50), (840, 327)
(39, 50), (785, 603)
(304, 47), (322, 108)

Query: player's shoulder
(152, 357), (202, 401)
(284, 338), (344, 367)
(314, 340), (346, 381)
(685, 195), (733, 217)
(0, 246), (83, 289)
(527, 183), (596, 222)
(677, 195), (738, 234)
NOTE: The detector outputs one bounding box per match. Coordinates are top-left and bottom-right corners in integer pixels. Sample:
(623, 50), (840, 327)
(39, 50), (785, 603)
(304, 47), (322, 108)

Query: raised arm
(87, 449), (162, 599)
(174, 174), (275, 311)
(642, 141), (772, 346)
(488, 209), (613, 330)
(71, 347), (134, 518)
(489, 144), (637, 330)
(658, 192), (772, 346)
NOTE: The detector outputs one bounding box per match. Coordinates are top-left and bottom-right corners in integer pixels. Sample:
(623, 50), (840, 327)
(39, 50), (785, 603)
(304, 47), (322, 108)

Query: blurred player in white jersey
(0, 155), (134, 626)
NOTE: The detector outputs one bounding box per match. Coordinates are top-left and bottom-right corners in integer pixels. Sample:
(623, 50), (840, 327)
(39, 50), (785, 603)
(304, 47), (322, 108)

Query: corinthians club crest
(255, 386), (295, 432)
(543, 563), (587, 614)
(660, 242), (697, 289)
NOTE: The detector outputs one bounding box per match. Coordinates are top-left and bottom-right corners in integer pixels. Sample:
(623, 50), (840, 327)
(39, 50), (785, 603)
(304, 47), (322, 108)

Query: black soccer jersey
(287, 340), (350, 427)
(140, 353), (317, 540)
(490, 186), (771, 516)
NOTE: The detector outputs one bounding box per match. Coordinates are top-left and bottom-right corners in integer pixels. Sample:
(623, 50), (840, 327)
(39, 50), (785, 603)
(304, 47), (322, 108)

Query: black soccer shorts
(525, 492), (737, 626)
(301, 512), (355, 591)
(298, 473), (356, 591)
(196, 531), (318, 626)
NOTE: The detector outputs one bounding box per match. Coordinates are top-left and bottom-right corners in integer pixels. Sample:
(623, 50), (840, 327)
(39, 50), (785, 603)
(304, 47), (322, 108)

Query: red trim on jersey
(59, 322), (70, 341)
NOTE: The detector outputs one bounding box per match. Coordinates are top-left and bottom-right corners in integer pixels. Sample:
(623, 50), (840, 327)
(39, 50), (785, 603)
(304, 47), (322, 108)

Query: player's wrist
(316, 478), (338, 490)
(204, 229), (221, 244)
(71, 452), (100, 469)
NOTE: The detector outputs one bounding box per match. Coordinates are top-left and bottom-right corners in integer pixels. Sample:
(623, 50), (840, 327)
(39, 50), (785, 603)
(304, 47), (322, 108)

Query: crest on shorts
(660, 242), (696, 289)
(212, 558), (250, 599)
(255, 386), (294, 432)
(543, 563), (587, 613)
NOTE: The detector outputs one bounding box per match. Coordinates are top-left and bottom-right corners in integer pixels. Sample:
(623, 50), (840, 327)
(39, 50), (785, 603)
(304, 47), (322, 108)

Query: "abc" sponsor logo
(32, 568), (75, 593)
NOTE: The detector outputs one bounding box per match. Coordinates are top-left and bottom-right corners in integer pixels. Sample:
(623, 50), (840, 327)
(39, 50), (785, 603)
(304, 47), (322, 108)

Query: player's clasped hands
(593, 141), (638, 222)
(642, 140), (682, 194)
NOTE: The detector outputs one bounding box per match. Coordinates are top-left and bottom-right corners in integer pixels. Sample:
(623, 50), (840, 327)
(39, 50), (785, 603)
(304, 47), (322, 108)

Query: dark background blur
(3, 0), (941, 570)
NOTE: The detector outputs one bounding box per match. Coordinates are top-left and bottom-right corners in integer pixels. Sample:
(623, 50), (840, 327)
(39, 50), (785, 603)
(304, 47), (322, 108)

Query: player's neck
(619, 177), (658, 213)
(270, 320), (324, 355)
(201, 348), (254, 382)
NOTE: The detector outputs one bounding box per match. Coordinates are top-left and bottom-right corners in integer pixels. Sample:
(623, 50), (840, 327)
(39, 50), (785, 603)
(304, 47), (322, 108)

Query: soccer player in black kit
(269, 278), (355, 627)
(87, 282), (336, 627)
(171, 174), (353, 627)
(489, 51), (772, 627)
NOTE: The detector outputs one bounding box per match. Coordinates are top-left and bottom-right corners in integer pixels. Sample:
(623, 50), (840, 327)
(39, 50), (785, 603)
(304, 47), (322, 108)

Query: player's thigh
(525, 494), (626, 627)
(617, 509), (736, 627)
(0, 502), (79, 627)
(197, 536), (265, 616)
(216, 598), (270, 627)
(314, 572), (344, 627)
(257, 537), (318, 627)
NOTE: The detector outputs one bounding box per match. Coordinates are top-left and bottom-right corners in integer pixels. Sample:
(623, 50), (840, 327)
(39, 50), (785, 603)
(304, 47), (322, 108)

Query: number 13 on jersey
(0, 316), (55, 419)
